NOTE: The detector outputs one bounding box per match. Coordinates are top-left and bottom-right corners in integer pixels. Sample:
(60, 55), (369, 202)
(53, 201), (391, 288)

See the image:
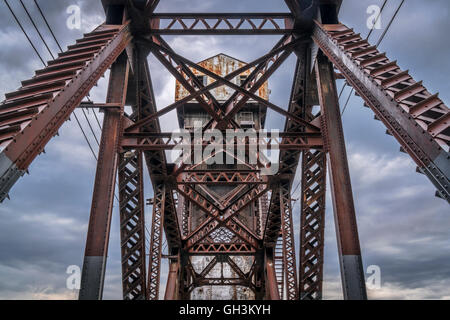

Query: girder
(315, 52), (367, 300)
(0, 23), (131, 202)
(80, 53), (130, 300)
(148, 13), (294, 35)
(118, 151), (147, 300)
(133, 52), (182, 249)
(147, 184), (165, 300)
(264, 45), (317, 247)
(299, 150), (327, 300)
(280, 185), (299, 300)
(312, 22), (450, 202)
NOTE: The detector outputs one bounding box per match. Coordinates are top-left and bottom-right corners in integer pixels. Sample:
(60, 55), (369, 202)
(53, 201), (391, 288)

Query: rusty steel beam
(264, 187), (282, 248)
(315, 53), (367, 300)
(312, 22), (449, 202)
(299, 150), (327, 300)
(121, 134), (323, 151)
(179, 171), (263, 185)
(0, 23), (131, 202)
(273, 234), (285, 298)
(126, 36), (305, 132)
(147, 184), (165, 300)
(144, 0), (160, 15)
(133, 51), (182, 249)
(188, 243), (256, 255)
(118, 150), (147, 300)
(117, 46), (150, 300)
(265, 249), (281, 300)
(148, 13), (294, 35)
(284, 1), (342, 25)
(79, 54), (130, 300)
(280, 185), (299, 300)
(185, 184), (268, 250)
(148, 36), (223, 122)
(139, 36), (321, 131)
(122, 132), (322, 139)
(264, 44), (318, 248)
(128, 48), (181, 301)
(219, 51), (294, 128)
(164, 256), (180, 300)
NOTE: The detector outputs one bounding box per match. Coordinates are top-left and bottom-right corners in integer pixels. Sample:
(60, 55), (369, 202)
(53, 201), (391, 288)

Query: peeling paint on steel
(175, 54), (269, 102)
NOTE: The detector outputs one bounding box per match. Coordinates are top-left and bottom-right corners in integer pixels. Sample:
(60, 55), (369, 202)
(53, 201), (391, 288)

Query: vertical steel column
(265, 248), (281, 300)
(178, 252), (192, 300)
(79, 54), (129, 300)
(315, 53), (367, 300)
(274, 234), (285, 298)
(147, 184), (165, 300)
(118, 151), (147, 300)
(164, 256), (180, 300)
(299, 150), (327, 300)
(280, 184), (299, 300)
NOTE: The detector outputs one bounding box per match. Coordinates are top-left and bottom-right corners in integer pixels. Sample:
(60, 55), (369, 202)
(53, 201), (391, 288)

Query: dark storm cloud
(0, 0), (448, 300)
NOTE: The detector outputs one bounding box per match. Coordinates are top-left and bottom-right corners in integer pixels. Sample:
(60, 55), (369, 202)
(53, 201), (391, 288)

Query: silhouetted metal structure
(0, 0), (448, 300)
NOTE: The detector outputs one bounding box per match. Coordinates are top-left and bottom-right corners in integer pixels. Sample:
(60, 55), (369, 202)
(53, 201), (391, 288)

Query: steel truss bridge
(0, 0), (448, 300)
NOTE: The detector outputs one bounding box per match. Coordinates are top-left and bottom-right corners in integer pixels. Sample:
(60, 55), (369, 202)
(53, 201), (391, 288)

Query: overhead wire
(5, 0), (126, 207)
(3, 0), (46, 66)
(341, 0), (404, 116)
(4, 0), (101, 163)
(81, 109), (101, 147)
(294, 1), (400, 199)
(339, 0), (389, 114)
(376, 0), (405, 47)
(7, 1), (154, 255)
(32, 0), (63, 52)
(29, 0), (104, 161)
(31, 0), (104, 148)
(18, 0), (54, 60)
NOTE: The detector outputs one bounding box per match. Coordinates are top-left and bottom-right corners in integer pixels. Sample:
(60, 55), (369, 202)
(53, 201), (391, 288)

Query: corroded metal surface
(175, 54), (269, 103)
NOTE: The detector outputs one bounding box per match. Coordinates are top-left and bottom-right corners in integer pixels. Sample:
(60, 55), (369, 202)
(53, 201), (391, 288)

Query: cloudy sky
(0, 0), (448, 300)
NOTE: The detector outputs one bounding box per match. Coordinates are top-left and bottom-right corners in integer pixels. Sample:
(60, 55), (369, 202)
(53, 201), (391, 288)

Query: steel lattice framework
(0, 0), (448, 301)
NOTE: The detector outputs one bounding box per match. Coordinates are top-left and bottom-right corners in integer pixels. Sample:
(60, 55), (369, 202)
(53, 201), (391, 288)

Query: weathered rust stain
(175, 54), (269, 102)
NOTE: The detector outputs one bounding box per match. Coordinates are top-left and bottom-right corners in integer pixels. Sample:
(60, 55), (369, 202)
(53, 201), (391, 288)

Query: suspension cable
(18, 0), (54, 60)
(72, 113), (98, 161)
(376, 0), (405, 47)
(339, 0), (388, 110)
(32, 0), (63, 52)
(32, 3), (104, 137)
(81, 109), (101, 147)
(341, 0), (405, 116)
(30, 0), (104, 159)
(4, 0), (103, 165)
(3, 0), (46, 66)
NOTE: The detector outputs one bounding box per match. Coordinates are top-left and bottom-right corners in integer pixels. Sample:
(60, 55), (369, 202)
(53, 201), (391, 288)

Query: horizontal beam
(78, 102), (122, 109)
(150, 13), (293, 19)
(188, 243), (256, 255)
(149, 13), (294, 35)
(122, 132), (322, 138)
(121, 142), (323, 151)
(148, 30), (294, 35)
